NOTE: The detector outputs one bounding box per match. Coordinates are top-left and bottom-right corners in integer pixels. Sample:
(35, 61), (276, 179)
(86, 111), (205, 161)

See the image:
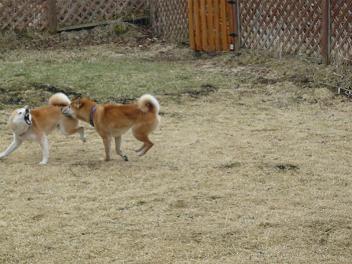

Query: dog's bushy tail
(48, 93), (71, 107)
(137, 94), (160, 114)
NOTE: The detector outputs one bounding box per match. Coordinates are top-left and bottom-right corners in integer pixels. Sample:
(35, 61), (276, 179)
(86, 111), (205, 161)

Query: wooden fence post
(235, 0), (241, 52)
(188, 0), (196, 50)
(47, 0), (57, 33)
(149, 0), (155, 28)
(229, 0), (241, 53)
(321, 0), (331, 64)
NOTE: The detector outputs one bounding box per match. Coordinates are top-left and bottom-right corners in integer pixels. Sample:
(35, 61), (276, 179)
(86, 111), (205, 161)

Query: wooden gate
(188, 0), (239, 52)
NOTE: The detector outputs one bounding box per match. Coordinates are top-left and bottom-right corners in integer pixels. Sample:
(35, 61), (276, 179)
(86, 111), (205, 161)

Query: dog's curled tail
(48, 93), (71, 107)
(138, 94), (160, 114)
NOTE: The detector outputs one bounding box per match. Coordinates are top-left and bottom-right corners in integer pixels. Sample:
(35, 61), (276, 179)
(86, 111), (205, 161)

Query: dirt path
(0, 85), (351, 263)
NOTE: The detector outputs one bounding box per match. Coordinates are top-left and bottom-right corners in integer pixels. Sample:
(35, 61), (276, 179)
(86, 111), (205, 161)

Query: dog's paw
(122, 155), (129, 162)
(39, 161), (48, 165)
(81, 137), (87, 143)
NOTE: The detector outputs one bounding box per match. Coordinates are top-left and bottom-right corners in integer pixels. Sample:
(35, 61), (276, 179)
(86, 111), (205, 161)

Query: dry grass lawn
(0, 45), (352, 263)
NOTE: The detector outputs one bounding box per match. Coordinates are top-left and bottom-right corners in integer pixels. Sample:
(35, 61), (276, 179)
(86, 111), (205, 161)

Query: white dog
(0, 93), (85, 164)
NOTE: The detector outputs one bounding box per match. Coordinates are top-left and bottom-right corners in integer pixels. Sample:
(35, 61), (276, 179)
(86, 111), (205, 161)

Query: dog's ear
(73, 97), (84, 109)
(71, 96), (80, 107)
(72, 95), (80, 101)
(77, 97), (83, 108)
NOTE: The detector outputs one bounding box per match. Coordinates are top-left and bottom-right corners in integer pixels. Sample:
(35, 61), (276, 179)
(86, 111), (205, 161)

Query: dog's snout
(62, 106), (74, 117)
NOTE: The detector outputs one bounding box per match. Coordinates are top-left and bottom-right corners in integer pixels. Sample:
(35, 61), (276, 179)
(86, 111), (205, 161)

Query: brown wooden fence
(151, 0), (352, 64)
(0, 0), (146, 32)
(188, 0), (235, 52)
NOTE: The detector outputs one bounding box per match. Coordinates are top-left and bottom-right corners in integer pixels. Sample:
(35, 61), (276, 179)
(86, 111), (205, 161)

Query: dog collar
(89, 105), (97, 127)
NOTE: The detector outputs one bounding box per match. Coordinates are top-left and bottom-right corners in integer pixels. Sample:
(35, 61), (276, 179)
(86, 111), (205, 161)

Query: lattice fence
(0, 0), (49, 31)
(0, 0), (146, 31)
(151, 0), (351, 63)
(1, 0), (351, 63)
(149, 0), (189, 42)
(240, 0), (322, 57)
(331, 0), (352, 63)
(57, 0), (146, 29)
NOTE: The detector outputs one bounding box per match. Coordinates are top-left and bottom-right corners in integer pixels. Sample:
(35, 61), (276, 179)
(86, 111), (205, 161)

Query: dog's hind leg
(0, 134), (23, 159)
(132, 128), (154, 156)
(115, 136), (128, 161)
(38, 135), (49, 165)
(102, 136), (112, 161)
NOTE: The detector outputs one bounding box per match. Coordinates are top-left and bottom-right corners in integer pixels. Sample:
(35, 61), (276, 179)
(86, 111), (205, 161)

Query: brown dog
(0, 93), (85, 164)
(63, 94), (160, 161)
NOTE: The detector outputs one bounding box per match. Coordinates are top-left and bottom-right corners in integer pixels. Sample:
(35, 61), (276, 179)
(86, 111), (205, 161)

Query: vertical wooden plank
(227, 1), (235, 49)
(220, 0), (228, 50)
(235, 0), (241, 52)
(193, 0), (202, 50)
(206, 0), (215, 51)
(149, 0), (156, 31)
(188, 0), (196, 50)
(321, 0), (331, 64)
(214, 0), (221, 51)
(200, 0), (208, 51)
(47, 0), (57, 33)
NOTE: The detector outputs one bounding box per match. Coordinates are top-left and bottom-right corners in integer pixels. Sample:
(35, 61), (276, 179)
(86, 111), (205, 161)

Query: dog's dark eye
(18, 112), (22, 114)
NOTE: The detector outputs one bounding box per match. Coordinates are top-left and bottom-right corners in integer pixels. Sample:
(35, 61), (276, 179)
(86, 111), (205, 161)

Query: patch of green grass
(0, 47), (230, 104)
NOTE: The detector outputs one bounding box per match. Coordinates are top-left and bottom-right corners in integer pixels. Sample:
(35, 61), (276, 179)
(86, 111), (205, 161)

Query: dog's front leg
(0, 134), (23, 159)
(78, 127), (86, 143)
(115, 136), (128, 161)
(38, 135), (49, 165)
(102, 136), (112, 161)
